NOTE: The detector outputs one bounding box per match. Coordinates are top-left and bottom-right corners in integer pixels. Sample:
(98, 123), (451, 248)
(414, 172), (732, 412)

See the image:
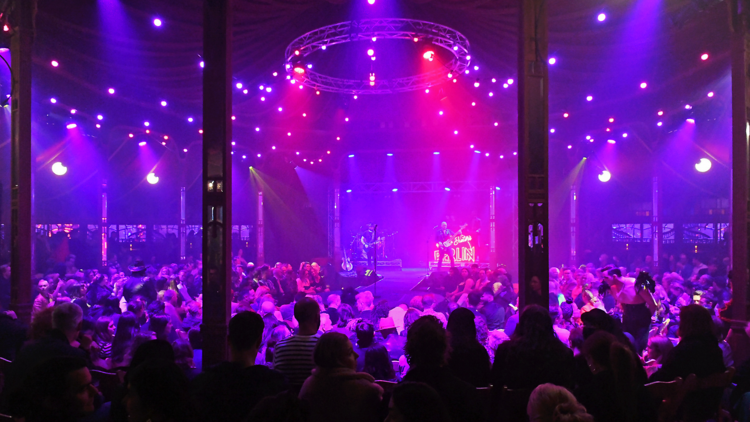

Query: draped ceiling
(9, 0), (731, 223)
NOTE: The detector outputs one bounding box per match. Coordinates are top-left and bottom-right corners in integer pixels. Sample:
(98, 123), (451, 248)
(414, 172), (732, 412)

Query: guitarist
(360, 223), (377, 268)
(436, 221), (456, 270)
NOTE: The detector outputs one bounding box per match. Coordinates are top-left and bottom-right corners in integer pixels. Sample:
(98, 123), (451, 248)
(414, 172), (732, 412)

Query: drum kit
(347, 225), (398, 260)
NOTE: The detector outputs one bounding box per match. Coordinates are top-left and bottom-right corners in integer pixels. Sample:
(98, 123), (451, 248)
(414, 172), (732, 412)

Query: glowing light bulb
(50, 98), (57, 104)
(597, 13), (606, 22)
(188, 117), (194, 122)
(51, 162), (67, 176)
(598, 170), (611, 182)
(548, 57), (556, 65)
(640, 82), (647, 89)
(147, 173), (159, 184)
(367, 49), (374, 56)
(160, 100), (167, 106)
(51, 60), (59, 67)
(586, 95), (593, 101)
(695, 158), (711, 172)
(153, 18), (162, 27)
(108, 88), (115, 94)
(701, 53), (709, 61)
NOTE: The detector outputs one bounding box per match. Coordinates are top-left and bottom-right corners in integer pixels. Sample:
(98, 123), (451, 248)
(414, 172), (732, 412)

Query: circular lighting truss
(284, 19), (471, 95)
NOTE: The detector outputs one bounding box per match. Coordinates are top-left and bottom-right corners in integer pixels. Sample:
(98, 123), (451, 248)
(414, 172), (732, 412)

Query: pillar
(652, 176), (661, 274)
(333, 170), (342, 266)
(101, 180), (107, 267)
(490, 186), (497, 267)
(731, 0), (750, 321)
(201, 0), (233, 367)
(180, 187), (186, 261)
(570, 185), (577, 267)
(517, 0), (550, 309)
(257, 190), (264, 266)
(9, 0), (35, 322)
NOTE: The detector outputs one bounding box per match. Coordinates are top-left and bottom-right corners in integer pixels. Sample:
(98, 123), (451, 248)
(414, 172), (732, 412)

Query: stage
(348, 267), (433, 306)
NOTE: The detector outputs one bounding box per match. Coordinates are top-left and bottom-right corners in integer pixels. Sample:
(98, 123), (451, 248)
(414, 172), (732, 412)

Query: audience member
(125, 359), (193, 422)
(527, 383), (593, 422)
(273, 297), (321, 388)
(385, 382), (452, 422)
(299, 332), (384, 422)
(446, 307), (490, 387)
(192, 311), (288, 422)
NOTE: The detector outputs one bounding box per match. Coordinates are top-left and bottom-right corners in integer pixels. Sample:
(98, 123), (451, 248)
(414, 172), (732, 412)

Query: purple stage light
(183, 148), (188, 152)
(108, 88), (115, 94)
(139, 141), (147, 146)
(50, 98), (57, 104)
(367, 48), (374, 56)
(658, 110), (664, 116)
(474, 150), (481, 154)
(348, 154), (354, 158)
(550, 128), (555, 133)
(485, 153), (489, 157)
(153, 18), (162, 27)
(346, 189), (352, 193)
(70, 109), (77, 114)
(474, 80), (480, 87)
(686, 118), (695, 124)
(51, 60), (59, 67)
(548, 57), (556, 65)
(622, 133), (628, 137)
(507, 79), (514, 84)
(66, 123), (77, 129)
(474, 65), (479, 71)
(392, 188), (398, 192)
(255, 127), (260, 131)
(640, 82), (647, 89)
(434, 152), (440, 155)
(231, 141), (236, 146)
(470, 144), (474, 148)
(701, 53), (709, 61)
(278, 107), (282, 111)
(368, 0), (376, 4)
(597, 13), (606, 21)
(685, 104), (692, 110)
(707, 92), (714, 97)
(494, 122), (499, 126)
(607, 139), (616, 144)
(567, 145), (572, 149)
(200, 61), (204, 68)
(387, 153), (393, 156)
(489, 92), (494, 97)
(266, 87), (272, 92)
(96, 124), (101, 129)
(260, 97), (265, 101)
(657, 122), (663, 126)
(445, 187), (451, 191)
(144, 121), (150, 127)
(97, 115), (103, 120)
(236, 82), (243, 89)
(188, 117), (194, 122)
(499, 155), (504, 159)
(586, 135), (591, 140)
(345, 117), (349, 122)
(160, 100), (167, 106)
(586, 95), (593, 101)
(287, 132), (291, 136)
(564, 113), (569, 118)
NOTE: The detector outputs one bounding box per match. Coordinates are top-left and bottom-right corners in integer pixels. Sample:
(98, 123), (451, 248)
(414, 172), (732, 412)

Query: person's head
(94, 316), (115, 343)
(313, 332), (357, 370)
(363, 344), (396, 380)
(692, 255), (702, 266)
(480, 286), (494, 303)
(311, 262), (320, 276)
(460, 267), (470, 279)
(467, 291), (481, 307)
(422, 293), (436, 309)
(530, 276), (542, 292)
(294, 297), (321, 334)
(171, 339), (194, 371)
(337, 303), (354, 327)
(327, 294), (341, 308)
(403, 308), (422, 332)
(440, 221), (447, 230)
(355, 320), (375, 348)
(228, 311), (264, 355)
(148, 315), (171, 341)
(527, 383), (594, 422)
(409, 296), (424, 312)
(561, 268), (572, 281)
(447, 307), (477, 342)
(405, 316), (448, 368)
(125, 359), (191, 422)
(17, 356), (98, 421)
(37, 278), (49, 293)
(549, 267), (560, 281)
(130, 339), (175, 370)
(514, 304), (556, 343)
(356, 290), (375, 312)
(52, 302), (84, 343)
(385, 382), (451, 422)
(582, 331), (635, 380)
(646, 336), (674, 363)
(678, 304), (715, 339)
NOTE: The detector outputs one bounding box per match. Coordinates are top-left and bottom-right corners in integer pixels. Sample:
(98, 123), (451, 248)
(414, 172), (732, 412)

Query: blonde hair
(527, 384), (594, 422)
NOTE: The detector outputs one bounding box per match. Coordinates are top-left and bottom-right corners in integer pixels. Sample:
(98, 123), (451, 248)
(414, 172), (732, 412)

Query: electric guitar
(341, 248), (353, 271)
(436, 224), (467, 249)
(362, 232), (398, 249)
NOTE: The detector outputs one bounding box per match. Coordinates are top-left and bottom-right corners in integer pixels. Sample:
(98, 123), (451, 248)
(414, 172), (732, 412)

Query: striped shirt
(273, 334), (320, 387)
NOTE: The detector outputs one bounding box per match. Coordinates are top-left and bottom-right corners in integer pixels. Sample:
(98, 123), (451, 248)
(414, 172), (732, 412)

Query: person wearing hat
(123, 260), (157, 304)
(602, 269), (657, 353)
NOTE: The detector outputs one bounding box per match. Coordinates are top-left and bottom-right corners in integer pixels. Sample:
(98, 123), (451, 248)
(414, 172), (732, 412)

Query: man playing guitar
(436, 222), (466, 270)
(360, 223), (377, 268)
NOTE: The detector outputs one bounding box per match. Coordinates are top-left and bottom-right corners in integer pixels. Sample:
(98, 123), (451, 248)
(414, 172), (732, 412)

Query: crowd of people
(0, 250), (745, 422)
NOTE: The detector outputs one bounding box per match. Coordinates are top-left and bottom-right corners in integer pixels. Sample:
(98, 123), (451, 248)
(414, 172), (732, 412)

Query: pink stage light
(153, 18), (162, 27)
(425, 89), (430, 93)
(550, 128), (555, 133)
(586, 95), (593, 101)
(97, 115), (103, 120)
(160, 100), (167, 106)
(640, 82), (647, 89)
(658, 111), (664, 116)
(494, 122), (499, 126)
(129, 134), (134, 138)
(255, 127), (260, 131)
(607, 139), (616, 144)
(563, 113), (569, 118)
(368, 0), (376, 4)
(188, 117), (194, 122)
(567, 145), (572, 149)
(707, 92), (714, 97)
(96, 124), (101, 128)
(701, 53), (709, 61)
(108, 88), (115, 94)
(367, 49), (375, 56)
(183, 148), (188, 152)
(50, 98), (57, 104)
(51, 60), (59, 67)
(66, 123), (77, 129)
(70, 109), (77, 114)
(236, 82), (243, 89)
(548, 57), (556, 65)
(685, 104), (692, 110)
(139, 141), (147, 146)
(609, 117), (614, 123)
(597, 13), (606, 21)
(423, 51), (435, 61)
(657, 122), (663, 126)
(144, 121), (149, 126)
(686, 118), (695, 124)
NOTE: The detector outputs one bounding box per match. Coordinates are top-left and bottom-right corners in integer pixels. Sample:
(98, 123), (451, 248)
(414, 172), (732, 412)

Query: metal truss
(343, 181), (492, 193)
(284, 18), (471, 95)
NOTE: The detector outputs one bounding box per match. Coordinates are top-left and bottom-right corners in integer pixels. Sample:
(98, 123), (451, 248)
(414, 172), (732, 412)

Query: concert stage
(351, 267), (433, 306)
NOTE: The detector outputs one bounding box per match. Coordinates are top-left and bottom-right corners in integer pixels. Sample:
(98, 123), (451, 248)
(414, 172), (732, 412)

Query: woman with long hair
(576, 331), (656, 422)
(296, 262), (315, 294)
(110, 312), (138, 368)
(93, 316), (115, 360)
(446, 308), (490, 387)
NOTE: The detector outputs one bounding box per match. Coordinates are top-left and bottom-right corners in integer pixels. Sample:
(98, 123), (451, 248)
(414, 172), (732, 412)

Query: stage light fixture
(392, 188), (398, 192)
(368, 0), (376, 4)
(707, 92), (714, 97)
(348, 154), (354, 158)
(474, 80), (480, 87)
(413, 37), (418, 42)
(139, 141), (147, 146)
(108, 88), (115, 94)
(499, 155), (504, 159)
(548, 57), (556, 65)
(695, 158), (711, 172)
(257, 154), (261, 158)
(466, 55), (471, 60)
(609, 118), (614, 123)
(273, 72), (278, 76)
(454, 130), (458, 135)
(658, 111), (664, 116)
(640, 82), (647, 89)
(447, 72), (453, 78)
(161, 100), (167, 107)
(144, 121), (150, 126)
(597, 13), (606, 22)
(622, 133), (628, 138)
(434, 152), (440, 155)
(474, 150), (481, 154)
(129, 133), (134, 138)
(563, 113), (569, 118)
(327, 151), (330, 154)
(470, 144), (474, 148)
(474, 66), (479, 70)
(236, 82), (243, 89)
(188, 117), (194, 122)
(164, 135), (169, 140)
(51, 60), (59, 67)
(607, 139), (616, 144)
(97, 115), (103, 120)
(445, 187), (451, 191)
(472, 102), (476, 106)
(550, 128), (555, 133)
(685, 104), (692, 110)
(367, 49), (375, 56)
(598, 170), (611, 182)
(278, 107), (283, 112)
(425, 89), (430, 93)
(66, 123), (77, 129)
(255, 127), (260, 131)
(293, 64), (306, 75)
(567, 145), (572, 149)
(492, 78), (496, 83)
(241, 155), (246, 159)
(287, 132), (291, 136)
(153, 18), (162, 27)
(657, 122), (663, 126)
(686, 118), (695, 124)
(701, 53), (709, 61)
(231, 141), (236, 146)
(200, 61), (204, 68)
(50, 98), (57, 103)
(513, 152), (517, 156)
(494, 122), (499, 126)
(439, 111), (444, 116)
(51, 162), (67, 176)
(503, 83), (508, 88)
(465, 70), (470, 74)
(183, 148), (188, 152)
(489, 92), (494, 97)
(96, 124), (101, 129)
(586, 95), (593, 101)
(423, 51), (435, 61)
(70, 109), (77, 114)
(387, 153), (393, 156)
(260, 97), (265, 101)
(147, 173), (159, 184)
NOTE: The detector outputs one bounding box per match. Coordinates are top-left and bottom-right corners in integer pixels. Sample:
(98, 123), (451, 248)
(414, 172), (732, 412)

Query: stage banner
(432, 230), (478, 265)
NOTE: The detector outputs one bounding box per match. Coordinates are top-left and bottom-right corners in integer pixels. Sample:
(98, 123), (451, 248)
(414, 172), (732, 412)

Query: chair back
(375, 380), (397, 395)
(488, 386), (532, 422)
(646, 374), (697, 422)
(696, 367), (735, 390)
